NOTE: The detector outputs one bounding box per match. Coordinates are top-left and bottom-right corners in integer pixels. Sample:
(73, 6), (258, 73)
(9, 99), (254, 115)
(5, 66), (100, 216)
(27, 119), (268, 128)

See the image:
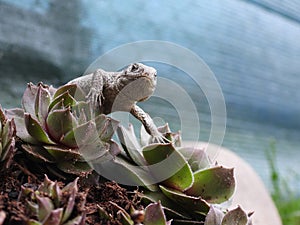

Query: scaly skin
(67, 63), (165, 142)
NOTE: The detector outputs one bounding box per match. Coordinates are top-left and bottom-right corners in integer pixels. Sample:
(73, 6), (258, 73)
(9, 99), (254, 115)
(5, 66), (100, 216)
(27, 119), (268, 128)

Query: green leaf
(221, 206), (248, 225)
(5, 108), (37, 144)
(71, 120), (99, 147)
(118, 210), (134, 225)
(185, 166), (235, 204)
(44, 146), (84, 162)
(1, 118), (14, 151)
(48, 91), (77, 112)
(140, 190), (191, 220)
(63, 215), (84, 225)
(143, 143), (193, 191)
(204, 206), (224, 225)
(117, 125), (147, 166)
(46, 108), (78, 142)
(178, 147), (211, 172)
(140, 124), (152, 146)
(36, 195), (54, 222)
(159, 185), (210, 215)
(92, 156), (157, 191)
(35, 84), (51, 129)
(22, 83), (40, 118)
(62, 188), (76, 223)
(57, 161), (92, 176)
(38, 175), (55, 195)
(22, 144), (55, 163)
(97, 205), (112, 220)
(62, 177), (79, 193)
(71, 101), (92, 124)
(110, 201), (134, 225)
(95, 114), (119, 142)
(144, 202), (168, 225)
(42, 208), (63, 225)
(27, 220), (43, 225)
(52, 182), (62, 208)
(25, 113), (55, 144)
(54, 84), (86, 101)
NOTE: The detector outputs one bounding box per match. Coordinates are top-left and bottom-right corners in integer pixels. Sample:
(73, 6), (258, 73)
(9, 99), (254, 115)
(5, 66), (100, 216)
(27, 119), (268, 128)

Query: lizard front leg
(87, 69), (105, 109)
(130, 104), (167, 143)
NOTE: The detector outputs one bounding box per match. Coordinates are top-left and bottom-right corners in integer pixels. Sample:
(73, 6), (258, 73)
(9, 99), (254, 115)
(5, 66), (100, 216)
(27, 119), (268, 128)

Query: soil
(0, 162), (142, 225)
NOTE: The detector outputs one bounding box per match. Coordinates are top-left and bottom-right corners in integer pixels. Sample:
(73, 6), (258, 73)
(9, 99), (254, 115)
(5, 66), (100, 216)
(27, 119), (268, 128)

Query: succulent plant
(5, 82), (121, 177)
(0, 105), (16, 170)
(97, 201), (172, 225)
(204, 205), (253, 225)
(20, 175), (85, 225)
(90, 123), (242, 224)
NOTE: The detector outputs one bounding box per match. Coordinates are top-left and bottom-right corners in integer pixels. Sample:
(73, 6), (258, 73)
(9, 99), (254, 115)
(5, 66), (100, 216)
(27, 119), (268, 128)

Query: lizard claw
(151, 133), (171, 144)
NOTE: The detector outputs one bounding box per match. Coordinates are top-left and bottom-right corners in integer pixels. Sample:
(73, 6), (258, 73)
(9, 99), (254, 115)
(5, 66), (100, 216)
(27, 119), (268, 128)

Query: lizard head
(117, 63), (157, 102)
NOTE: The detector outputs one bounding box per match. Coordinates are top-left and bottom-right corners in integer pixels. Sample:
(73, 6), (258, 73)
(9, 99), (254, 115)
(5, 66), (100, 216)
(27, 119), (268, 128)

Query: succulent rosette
(6, 82), (121, 177)
(90, 123), (252, 224)
(0, 105), (16, 170)
(20, 175), (86, 225)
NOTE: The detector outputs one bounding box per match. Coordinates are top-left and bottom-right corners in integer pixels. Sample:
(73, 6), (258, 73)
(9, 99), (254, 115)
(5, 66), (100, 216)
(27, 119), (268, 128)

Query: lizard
(67, 62), (165, 142)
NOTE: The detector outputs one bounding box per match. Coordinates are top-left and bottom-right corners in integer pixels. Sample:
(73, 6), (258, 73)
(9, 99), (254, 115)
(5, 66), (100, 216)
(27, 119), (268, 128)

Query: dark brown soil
(0, 163), (28, 225)
(85, 182), (141, 225)
(0, 162), (142, 225)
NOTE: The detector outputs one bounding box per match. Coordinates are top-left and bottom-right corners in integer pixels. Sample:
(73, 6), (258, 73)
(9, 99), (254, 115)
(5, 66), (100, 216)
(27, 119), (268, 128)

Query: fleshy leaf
(22, 83), (40, 118)
(159, 185), (210, 215)
(97, 205), (112, 220)
(36, 195), (54, 222)
(63, 215), (84, 225)
(221, 206), (248, 225)
(54, 84), (86, 101)
(46, 108), (78, 142)
(48, 91), (77, 112)
(22, 144), (55, 163)
(144, 202), (168, 225)
(44, 146), (84, 162)
(140, 191), (191, 220)
(62, 188), (76, 223)
(95, 114), (119, 142)
(42, 208), (63, 225)
(110, 201), (134, 225)
(70, 120), (99, 148)
(92, 156), (157, 191)
(118, 211), (134, 225)
(185, 166), (235, 204)
(61, 129), (77, 148)
(140, 123), (151, 146)
(57, 161), (92, 176)
(35, 84), (51, 129)
(62, 177), (79, 193)
(5, 108), (37, 144)
(25, 113), (55, 144)
(178, 147), (211, 172)
(117, 125), (147, 166)
(204, 206), (224, 225)
(38, 175), (55, 194)
(143, 143), (193, 191)
(27, 220), (43, 225)
(52, 182), (62, 208)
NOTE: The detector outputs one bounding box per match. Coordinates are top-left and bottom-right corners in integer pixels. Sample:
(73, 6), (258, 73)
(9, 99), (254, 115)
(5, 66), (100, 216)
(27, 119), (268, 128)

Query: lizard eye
(130, 63), (139, 72)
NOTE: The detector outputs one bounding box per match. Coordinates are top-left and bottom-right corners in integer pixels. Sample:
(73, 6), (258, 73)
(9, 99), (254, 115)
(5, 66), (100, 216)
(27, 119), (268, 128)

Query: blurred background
(0, 0), (299, 202)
